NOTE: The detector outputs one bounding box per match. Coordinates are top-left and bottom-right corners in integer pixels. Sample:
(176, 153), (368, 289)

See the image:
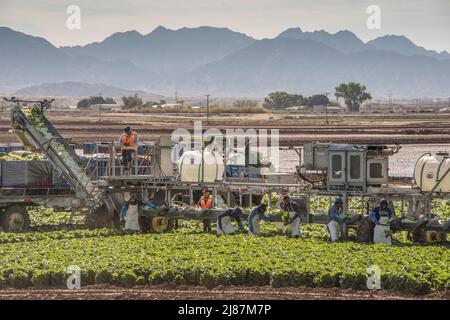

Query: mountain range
(0, 25), (449, 98)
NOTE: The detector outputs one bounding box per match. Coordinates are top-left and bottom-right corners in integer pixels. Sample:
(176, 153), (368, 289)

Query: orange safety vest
(121, 132), (137, 150)
(199, 195), (213, 209)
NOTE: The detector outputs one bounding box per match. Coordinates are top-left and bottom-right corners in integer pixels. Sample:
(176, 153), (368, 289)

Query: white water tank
(414, 152), (450, 192)
(178, 150), (224, 182)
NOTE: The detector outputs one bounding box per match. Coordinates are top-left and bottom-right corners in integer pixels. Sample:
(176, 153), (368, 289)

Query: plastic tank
(178, 150), (224, 182)
(414, 152), (450, 192)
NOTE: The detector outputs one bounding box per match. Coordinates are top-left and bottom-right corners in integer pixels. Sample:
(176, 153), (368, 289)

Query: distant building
(326, 106), (343, 113)
(161, 103), (182, 108)
(89, 103), (118, 110)
(312, 105), (342, 113)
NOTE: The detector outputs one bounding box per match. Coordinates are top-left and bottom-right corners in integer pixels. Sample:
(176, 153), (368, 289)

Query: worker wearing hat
(279, 195), (302, 238)
(197, 187), (214, 233)
(327, 197), (350, 242)
(119, 195), (140, 231)
(119, 126), (138, 176)
(217, 207), (244, 235)
(370, 199), (396, 245)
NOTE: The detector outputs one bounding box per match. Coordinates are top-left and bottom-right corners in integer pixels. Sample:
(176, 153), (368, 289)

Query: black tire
(139, 216), (151, 233)
(356, 216), (374, 243)
(408, 229), (446, 243)
(409, 229), (426, 243)
(85, 205), (119, 229)
(1, 206), (30, 232)
(149, 216), (174, 233)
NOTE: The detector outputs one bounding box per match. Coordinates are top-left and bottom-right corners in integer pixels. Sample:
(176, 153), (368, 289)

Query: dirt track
(0, 285), (448, 300)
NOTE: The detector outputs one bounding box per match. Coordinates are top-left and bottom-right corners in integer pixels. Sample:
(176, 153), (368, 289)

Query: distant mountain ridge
(276, 27), (368, 53)
(1, 25), (450, 98)
(60, 26), (255, 75)
(15, 81), (162, 98)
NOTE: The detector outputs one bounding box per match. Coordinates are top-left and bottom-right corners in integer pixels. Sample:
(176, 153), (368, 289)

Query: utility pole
(98, 92), (102, 123)
(324, 92), (330, 124)
(205, 94), (210, 124)
(388, 90), (393, 110)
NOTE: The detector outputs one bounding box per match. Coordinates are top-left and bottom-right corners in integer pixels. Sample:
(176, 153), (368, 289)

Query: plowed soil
(2, 111), (450, 146)
(0, 285), (448, 300)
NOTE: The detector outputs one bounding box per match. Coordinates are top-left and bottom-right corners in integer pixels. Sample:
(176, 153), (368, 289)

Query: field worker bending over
(327, 197), (350, 242)
(279, 195), (302, 238)
(118, 126), (138, 176)
(370, 199), (396, 245)
(217, 207), (244, 235)
(248, 203), (270, 235)
(120, 196), (157, 231)
(119, 195), (140, 231)
(197, 187), (214, 233)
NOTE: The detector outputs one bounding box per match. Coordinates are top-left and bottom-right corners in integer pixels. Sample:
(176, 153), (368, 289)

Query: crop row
(0, 231), (448, 293)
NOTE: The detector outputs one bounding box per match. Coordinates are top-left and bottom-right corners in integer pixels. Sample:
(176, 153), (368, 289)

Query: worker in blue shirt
(327, 197), (350, 241)
(217, 207), (245, 235)
(370, 199), (396, 245)
(248, 203), (270, 235)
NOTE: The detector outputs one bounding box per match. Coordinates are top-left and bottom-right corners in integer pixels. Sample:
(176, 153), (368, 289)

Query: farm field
(0, 109), (449, 300)
(2, 111), (450, 146)
(0, 208), (448, 299)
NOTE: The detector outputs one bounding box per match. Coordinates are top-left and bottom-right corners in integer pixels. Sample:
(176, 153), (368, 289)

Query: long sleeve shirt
(217, 208), (244, 230)
(248, 205), (270, 231)
(120, 200), (156, 219)
(369, 206), (395, 225)
(328, 205), (346, 224)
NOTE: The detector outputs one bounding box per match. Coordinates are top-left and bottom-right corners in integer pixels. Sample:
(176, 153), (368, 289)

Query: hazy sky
(1, 0), (449, 51)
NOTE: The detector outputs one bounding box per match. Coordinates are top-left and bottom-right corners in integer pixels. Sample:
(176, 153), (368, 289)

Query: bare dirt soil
(2, 111), (450, 146)
(0, 285), (448, 300)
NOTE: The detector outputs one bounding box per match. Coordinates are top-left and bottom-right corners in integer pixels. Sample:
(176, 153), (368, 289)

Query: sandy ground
(0, 285), (448, 300)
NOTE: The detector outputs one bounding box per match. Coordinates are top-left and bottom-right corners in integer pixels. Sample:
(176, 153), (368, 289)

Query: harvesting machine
(0, 98), (449, 242)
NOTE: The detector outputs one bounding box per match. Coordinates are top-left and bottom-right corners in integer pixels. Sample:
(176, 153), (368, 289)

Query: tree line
(264, 82), (372, 112)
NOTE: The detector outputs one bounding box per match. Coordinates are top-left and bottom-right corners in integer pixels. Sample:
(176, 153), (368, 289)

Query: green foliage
(0, 228), (447, 293)
(120, 271), (137, 288)
(432, 199), (450, 221)
(233, 99), (259, 109)
(0, 205), (448, 294)
(31, 271), (51, 287)
(77, 96), (115, 108)
(335, 82), (372, 112)
(121, 94), (143, 108)
(264, 91), (303, 109)
(304, 94), (330, 107)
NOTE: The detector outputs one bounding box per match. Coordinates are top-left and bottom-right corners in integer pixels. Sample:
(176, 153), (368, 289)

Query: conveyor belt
(10, 106), (98, 198)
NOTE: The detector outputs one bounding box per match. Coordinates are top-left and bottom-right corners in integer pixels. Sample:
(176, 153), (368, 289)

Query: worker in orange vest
(119, 126), (138, 176)
(197, 187), (213, 233)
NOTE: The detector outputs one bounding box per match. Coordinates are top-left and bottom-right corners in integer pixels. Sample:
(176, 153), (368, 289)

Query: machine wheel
(408, 230), (446, 243)
(85, 205), (119, 230)
(356, 216), (374, 243)
(1, 206), (30, 232)
(409, 229), (426, 243)
(149, 216), (174, 233)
